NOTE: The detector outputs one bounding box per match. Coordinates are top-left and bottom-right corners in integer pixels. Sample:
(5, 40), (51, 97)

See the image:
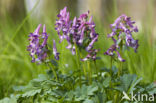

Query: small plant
(0, 7), (156, 103)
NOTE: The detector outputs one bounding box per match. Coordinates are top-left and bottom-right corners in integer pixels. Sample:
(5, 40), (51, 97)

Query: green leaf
(74, 84), (98, 101)
(0, 95), (17, 103)
(93, 92), (106, 103)
(128, 77), (142, 93)
(33, 74), (48, 82)
(65, 91), (74, 101)
(87, 86), (98, 95)
(106, 101), (113, 103)
(13, 86), (25, 92)
(148, 88), (156, 95)
(22, 89), (42, 98)
(146, 83), (156, 95)
(103, 77), (111, 88)
(115, 74), (141, 93)
(83, 99), (94, 103)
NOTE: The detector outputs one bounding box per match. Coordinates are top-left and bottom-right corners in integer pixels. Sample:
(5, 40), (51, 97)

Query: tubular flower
(55, 7), (99, 61)
(108, 14), (138, 37)
(27, 24), (49, 63)
(81, 49), (99, 61)
(105, 14), (139, 61)
(107, 14), (139, 52)
(104, 38), (125, 62)
(86, 35), (98, 51)
(55, 6), (71, 42)
(53, 40), (60, 60)
(125, 34), (139, 52)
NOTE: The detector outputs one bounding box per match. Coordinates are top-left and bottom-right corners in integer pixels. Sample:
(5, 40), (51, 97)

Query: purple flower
(116, 51), (125, 62)
(79, 11), (89, 19)
(107, 32), (116, 38)
(53, 40), (60, 60)
(104, 44), (117, 56)
(78, 27), (85, 44)
(41, 25), (48, 47)
(126, 34), (139, 52)
(108, 14), (138, 38)
(71, 46), (76, 55)
(104, 37), (125, 62)
(55, 7), (71, 43)
(105, 14), (139, 62)
(81, 49), (99, 61)
(27, 24), (49, 63)
(55, 7), (99, 61)
(86, 34), (98, 51)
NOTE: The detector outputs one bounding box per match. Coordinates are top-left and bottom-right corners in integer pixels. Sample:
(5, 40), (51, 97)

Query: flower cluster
(27, 24), (59, 63)
(104, 37), (125, 62)
(28, 8), (139, 64)
(55, 7), (71, 43)
(105, 14), (139, 62)
(55, 7), (99, 61)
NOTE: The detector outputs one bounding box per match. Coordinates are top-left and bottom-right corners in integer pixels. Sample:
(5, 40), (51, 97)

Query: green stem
(59, 40), (65, 71)
(110, 57), (114, 101)
(120, 62), (123, 75)
(118, 40), (123, 76)
(46, 62), (58, 81)
(82, 62), (86, 77)
(118, 52), (123, 76)
(75, 44), (82, 87)
(47, 55), (58, 81)
(87, 61), (92, 84)
(114, 90), (123, 103)
(80, 52), (87, 80)
(110, 56), (113, 76)
(51, 64), (58, 81)
(93, 60), (99, 81)
(118, 60), (123, 77)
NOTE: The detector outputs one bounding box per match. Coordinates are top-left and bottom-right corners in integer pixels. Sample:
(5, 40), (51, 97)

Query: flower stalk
(87, 61), (92, 84)
(75, 44), (82, 87)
